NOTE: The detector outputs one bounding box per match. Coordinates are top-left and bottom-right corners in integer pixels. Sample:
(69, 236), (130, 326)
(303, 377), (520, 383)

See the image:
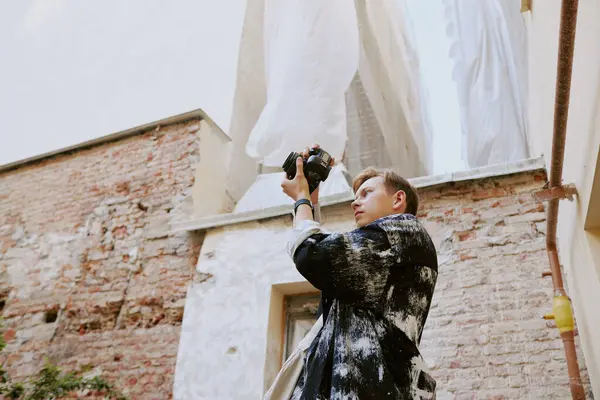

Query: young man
(281, 149), (438, 399)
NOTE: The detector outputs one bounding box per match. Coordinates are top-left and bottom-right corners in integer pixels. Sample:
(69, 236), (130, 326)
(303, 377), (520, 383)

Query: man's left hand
(281, 156), (311, 201)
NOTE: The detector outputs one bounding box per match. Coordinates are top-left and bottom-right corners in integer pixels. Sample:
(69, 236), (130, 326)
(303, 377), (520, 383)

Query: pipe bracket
(533, 183), (577, 202)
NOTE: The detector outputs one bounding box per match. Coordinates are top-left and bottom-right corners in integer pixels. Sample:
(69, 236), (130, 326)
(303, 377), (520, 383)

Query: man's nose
(351, 199), (359, 210)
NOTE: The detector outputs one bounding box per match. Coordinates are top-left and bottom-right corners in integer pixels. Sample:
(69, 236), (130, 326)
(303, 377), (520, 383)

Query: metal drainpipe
(545, 0), (585, 398)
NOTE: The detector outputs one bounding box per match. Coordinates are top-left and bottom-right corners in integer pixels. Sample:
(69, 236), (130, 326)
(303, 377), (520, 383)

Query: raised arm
(288, 214), (437, 308)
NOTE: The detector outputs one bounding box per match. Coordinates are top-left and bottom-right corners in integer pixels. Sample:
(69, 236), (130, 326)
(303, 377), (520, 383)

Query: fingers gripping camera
(282, 147), (333, 193)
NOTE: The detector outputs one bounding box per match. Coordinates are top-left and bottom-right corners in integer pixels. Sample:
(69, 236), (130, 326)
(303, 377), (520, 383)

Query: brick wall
(416, 171), (593, 399)
(0, 129), (593, 400)
(0, 120), (204, 399)
(177, 168), (593, 399)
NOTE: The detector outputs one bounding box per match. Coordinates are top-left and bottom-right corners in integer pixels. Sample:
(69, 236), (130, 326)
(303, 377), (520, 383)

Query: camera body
(282, 147), (333, 193)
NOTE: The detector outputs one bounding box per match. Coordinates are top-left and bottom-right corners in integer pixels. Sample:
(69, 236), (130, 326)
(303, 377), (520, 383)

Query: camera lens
(282, 152), (300, 178)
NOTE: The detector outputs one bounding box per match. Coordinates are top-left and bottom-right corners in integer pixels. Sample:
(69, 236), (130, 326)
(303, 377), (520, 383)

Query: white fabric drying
(353, 0), (433, 176)
(245, 0), (359, 167)
(237, 0), (433, 178)
(442, 0), (529, 168)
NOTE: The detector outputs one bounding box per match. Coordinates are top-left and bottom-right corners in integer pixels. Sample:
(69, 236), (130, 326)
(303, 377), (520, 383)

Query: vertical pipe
(549, 0), (578, 190)
(547, 244), (585, 399)
(546, 0), (585, 398)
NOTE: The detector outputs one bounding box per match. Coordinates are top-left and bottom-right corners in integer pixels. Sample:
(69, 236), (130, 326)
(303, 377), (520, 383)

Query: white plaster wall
(224, 0), (267, 202)
(173, 204), (355, 399)
(233, 163), (352, 213)
(192, 120), (235, 217)
(526, 0), (600, 395)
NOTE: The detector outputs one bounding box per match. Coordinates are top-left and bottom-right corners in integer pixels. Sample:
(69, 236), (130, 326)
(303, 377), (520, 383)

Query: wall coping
(171, 156), (546, 233)
(0, 108), (229, 173)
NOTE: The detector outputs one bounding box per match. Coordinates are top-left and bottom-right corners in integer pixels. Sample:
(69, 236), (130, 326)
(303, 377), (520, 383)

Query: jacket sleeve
(287, 215), (437, 307)
(287, 221), (394, 306)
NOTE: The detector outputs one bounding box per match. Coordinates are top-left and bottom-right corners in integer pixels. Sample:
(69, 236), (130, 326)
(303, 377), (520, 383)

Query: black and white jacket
(286, 212), (438, 399)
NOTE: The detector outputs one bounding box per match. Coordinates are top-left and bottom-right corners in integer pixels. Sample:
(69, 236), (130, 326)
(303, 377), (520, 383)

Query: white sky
(0, 0), (246, 166)
(0, 0), (464, 174)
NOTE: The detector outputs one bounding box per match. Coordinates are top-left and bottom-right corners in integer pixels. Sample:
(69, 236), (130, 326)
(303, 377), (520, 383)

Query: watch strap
(294, 199), (314, 216)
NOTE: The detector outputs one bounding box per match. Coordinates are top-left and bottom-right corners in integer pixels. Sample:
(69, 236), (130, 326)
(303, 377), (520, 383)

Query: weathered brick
(0, 120), (203, 398)
(417, 172), (591, 399)
(1, 138), (592, 399)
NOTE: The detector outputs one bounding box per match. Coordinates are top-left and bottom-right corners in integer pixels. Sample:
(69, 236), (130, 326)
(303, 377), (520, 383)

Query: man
(280, 146), (438, 399)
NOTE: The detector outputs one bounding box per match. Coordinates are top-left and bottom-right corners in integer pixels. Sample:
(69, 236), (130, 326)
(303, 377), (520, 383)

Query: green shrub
(1, 318), (128, 400)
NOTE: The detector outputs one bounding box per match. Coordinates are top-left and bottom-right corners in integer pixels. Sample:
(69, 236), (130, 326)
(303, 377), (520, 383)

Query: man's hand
(301, 144), (335, 204)
(281, 156), (310, 202)
(302, 145), (320, 204)
(282, 144), (336, 203)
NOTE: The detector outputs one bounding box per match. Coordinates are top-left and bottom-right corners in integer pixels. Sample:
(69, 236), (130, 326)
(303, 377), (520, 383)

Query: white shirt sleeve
(286, 203), (326, 258)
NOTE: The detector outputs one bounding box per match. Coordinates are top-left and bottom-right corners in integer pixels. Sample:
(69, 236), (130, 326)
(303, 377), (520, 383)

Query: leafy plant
(0, 318), (128, 400)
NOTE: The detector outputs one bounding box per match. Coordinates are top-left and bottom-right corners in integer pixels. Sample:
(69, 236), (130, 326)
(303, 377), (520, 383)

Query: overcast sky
(0, 0), (463, 174)
(0, 0), (246, 166)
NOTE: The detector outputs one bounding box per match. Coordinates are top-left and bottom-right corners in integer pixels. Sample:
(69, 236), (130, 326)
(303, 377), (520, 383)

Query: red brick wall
(0, 120), (204, 399)
(417, 171), (592, 399)
(0, 128), (593, 400)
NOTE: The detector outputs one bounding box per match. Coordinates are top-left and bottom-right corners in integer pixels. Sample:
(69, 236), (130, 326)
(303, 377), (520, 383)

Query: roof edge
(0, 108), (229, 173)
(172, 155), (547, 232)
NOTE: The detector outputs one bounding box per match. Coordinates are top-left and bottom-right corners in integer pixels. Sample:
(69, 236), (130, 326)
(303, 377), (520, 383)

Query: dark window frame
(282, 293), (320, 362)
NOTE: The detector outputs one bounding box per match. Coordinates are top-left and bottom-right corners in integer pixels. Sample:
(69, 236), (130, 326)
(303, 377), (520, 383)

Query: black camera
(282, 147), (333, 193)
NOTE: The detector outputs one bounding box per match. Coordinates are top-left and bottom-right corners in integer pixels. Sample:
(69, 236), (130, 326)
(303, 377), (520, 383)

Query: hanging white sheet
(353, 0), (433, 176)
(443, 0), (529, 167)
(245, 0), (359, 167)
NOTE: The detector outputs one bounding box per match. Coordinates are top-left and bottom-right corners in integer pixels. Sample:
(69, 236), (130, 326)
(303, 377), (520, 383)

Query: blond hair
(352, 167), (419, 215)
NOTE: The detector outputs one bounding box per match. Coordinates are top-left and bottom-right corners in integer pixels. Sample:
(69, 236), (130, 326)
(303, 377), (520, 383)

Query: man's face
(351, 176), (406, 227)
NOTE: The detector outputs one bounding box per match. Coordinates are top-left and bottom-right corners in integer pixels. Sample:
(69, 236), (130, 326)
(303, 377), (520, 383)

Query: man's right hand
(301, 144), (335, 204)
(281, 156), (311, 202)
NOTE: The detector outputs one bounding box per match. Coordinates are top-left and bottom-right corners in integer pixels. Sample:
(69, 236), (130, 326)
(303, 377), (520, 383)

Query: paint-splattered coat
(287, 213), (438, 399)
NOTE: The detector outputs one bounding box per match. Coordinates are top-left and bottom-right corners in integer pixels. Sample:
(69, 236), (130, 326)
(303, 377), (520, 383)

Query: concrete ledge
(233, 163), (353, 213)
(170, 191), (353, 233)
(410, 156), (546, 188)
(0, 108), (230, 173)
(171, 156), (546, 233)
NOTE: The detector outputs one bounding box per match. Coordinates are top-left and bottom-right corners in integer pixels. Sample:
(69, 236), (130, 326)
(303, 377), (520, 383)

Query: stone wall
(176, 169), (592, 399)
(0, 119), (204, 399)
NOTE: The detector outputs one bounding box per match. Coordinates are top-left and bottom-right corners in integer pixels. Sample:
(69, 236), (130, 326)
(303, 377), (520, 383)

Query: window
(283, 293), (321, 361)
(263, 283), (319, 393)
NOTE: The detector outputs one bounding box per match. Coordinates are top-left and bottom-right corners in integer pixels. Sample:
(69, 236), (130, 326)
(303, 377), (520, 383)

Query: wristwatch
(294, 198), (314, 217)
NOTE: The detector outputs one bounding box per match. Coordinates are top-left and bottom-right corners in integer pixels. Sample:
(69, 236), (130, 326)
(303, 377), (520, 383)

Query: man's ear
(392, 190), (407, 212)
